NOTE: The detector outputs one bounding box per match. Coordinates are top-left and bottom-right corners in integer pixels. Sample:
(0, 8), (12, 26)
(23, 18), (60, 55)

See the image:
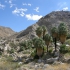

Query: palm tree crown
(34, 38), (45, 48)
(58, 23), (68, 44)
(51, 27), (58, 38)
(36, 26), (43, 37)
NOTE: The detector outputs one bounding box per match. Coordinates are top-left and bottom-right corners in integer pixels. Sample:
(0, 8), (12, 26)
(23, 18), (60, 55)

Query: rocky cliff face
(14, 11), (70, 40)
(37, 11), (70, 32)
(0, 26), (15, 38)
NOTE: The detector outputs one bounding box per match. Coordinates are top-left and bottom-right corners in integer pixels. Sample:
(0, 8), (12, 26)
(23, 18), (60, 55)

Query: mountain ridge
(15, 11), (70, 40)
(1, 11), (70, 40)
(0, 26), (15, 38)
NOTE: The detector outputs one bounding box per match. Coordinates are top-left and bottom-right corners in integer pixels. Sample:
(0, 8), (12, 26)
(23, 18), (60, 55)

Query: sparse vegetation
(0, 11), (70, 70)
(60, 44), (69, 54)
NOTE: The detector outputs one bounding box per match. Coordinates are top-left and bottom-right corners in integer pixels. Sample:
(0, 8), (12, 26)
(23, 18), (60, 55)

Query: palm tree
(41, 25), (47, 40)
(51, 27), (58, 51)
(34, 38), (45, 57)
(41, 25), (47, 54)
(44, 34), (52, 52)
(27, 40), (33, 48)
(32, 37), (38, 45)
(36, 26), (43, 38)
(58, 23), (68, 44)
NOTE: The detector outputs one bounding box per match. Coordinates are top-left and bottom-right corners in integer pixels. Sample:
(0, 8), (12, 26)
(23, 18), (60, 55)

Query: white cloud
(23, 3), (27, 6)
(9, 0), (16, 8)
(10, 4), (16, 8)
(28, 3), (31, 6)
(9, 0), (12, 4)
(25, 14), (42, 20)
(57, 2), (68, 11)
(0, 3), (5, 9)
(5, 0), (12, 4)
(34, 7), (39, 12)
(12, 7), (27, 17)
(20, 13), (24, 17)
(5, 0), (15, 8)
(63, 7), (68, 11)
(23, 3), (31, 6)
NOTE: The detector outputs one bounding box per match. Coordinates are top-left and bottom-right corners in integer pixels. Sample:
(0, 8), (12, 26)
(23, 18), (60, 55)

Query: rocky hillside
(0, 26), (15, 38)
(37, 11), (70, 32)
(13, 11), (70, 40)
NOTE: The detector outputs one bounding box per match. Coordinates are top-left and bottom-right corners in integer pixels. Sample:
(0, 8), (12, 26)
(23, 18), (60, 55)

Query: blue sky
(0, 0), (70, 32)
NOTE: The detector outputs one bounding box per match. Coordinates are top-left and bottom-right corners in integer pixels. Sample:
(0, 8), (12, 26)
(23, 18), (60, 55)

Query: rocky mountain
(37, 11), (70, 31)
(1, 11), (70, 40)
(13, 11), (70, 40)
(0, 26), (15, 38)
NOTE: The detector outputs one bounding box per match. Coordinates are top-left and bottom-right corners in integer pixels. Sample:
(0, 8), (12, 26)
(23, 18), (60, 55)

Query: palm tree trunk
(43, 33), (44, 40)
(42, 35), (44, 56)
(47, 45), (48, 52)
(54, 38), (57, 51)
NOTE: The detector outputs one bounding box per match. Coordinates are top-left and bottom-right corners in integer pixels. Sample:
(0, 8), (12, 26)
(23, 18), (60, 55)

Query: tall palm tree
(41, 25), (47, 40)
(36, 26), (43, 38)
(32, 37), (38, 45)
(58, 23), (68, 44)
(44, 34), (52, 52)
(51, 27), (58, 51)
(34, 38), (45, 57)
(41, 25), (47, 54)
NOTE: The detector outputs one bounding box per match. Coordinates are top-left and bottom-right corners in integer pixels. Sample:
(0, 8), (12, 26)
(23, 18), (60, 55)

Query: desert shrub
(43, 46), (47, 53)
(9, 42), (17, 49)
(65, 39), (70, 45)
(60, 44), (69, 54)
(18, 46), (25, 52)
(30, 49), (36, 58)
(19, 41), (28, 49)
(48, 48), (53, 54)
(27, 40), (33, 49)
(67, 33), (70, 39)
(8, 49), (14, 54)
(0, 52), (2, 55)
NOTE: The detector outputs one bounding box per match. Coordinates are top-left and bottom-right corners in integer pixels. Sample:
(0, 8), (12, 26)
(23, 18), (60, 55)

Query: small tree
(41, 25), (47, 40)
(58, 23), (68, 44)
(36, 26), (43, 38)
(27, 40), (33, 48)
(19, 41), (27, 49)
(51, 27), (58, 51)
(32, 37), (38, 45)
(34, 38), (45, 57)
(44, 34), (52, 52)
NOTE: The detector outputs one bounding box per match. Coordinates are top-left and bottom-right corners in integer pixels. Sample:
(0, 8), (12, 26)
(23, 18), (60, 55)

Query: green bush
(43, 46), (47, 53)
(67, 33), (70, 39)
(8, 49), (14, 54)
(0, 52), (2, 55)
(65, 39), (70, 45)
(48, 48), (53, 54)
(9, 42), (16, 48)
(60, 44), (69, 54)
(30, 49), (36, 57)
(18, 46), (25, 52)
(19, 41), (27, 49)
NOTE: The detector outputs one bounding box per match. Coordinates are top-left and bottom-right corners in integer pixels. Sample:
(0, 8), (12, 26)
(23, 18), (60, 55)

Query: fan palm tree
(58, 23), (68, 44)
(41, 25), (47, 54)
(41, 25), (47, 40)
(32, 37), (38, 45)
(36, 26), (43, 38)
(44, 34), (52, 52)
(51, 27), (58, 51)
(34, 38), (45, 57)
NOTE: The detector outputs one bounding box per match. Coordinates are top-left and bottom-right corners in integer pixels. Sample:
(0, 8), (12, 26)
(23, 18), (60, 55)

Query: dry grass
(50, 63), (70, 70)
(0, 56), (21, 70)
